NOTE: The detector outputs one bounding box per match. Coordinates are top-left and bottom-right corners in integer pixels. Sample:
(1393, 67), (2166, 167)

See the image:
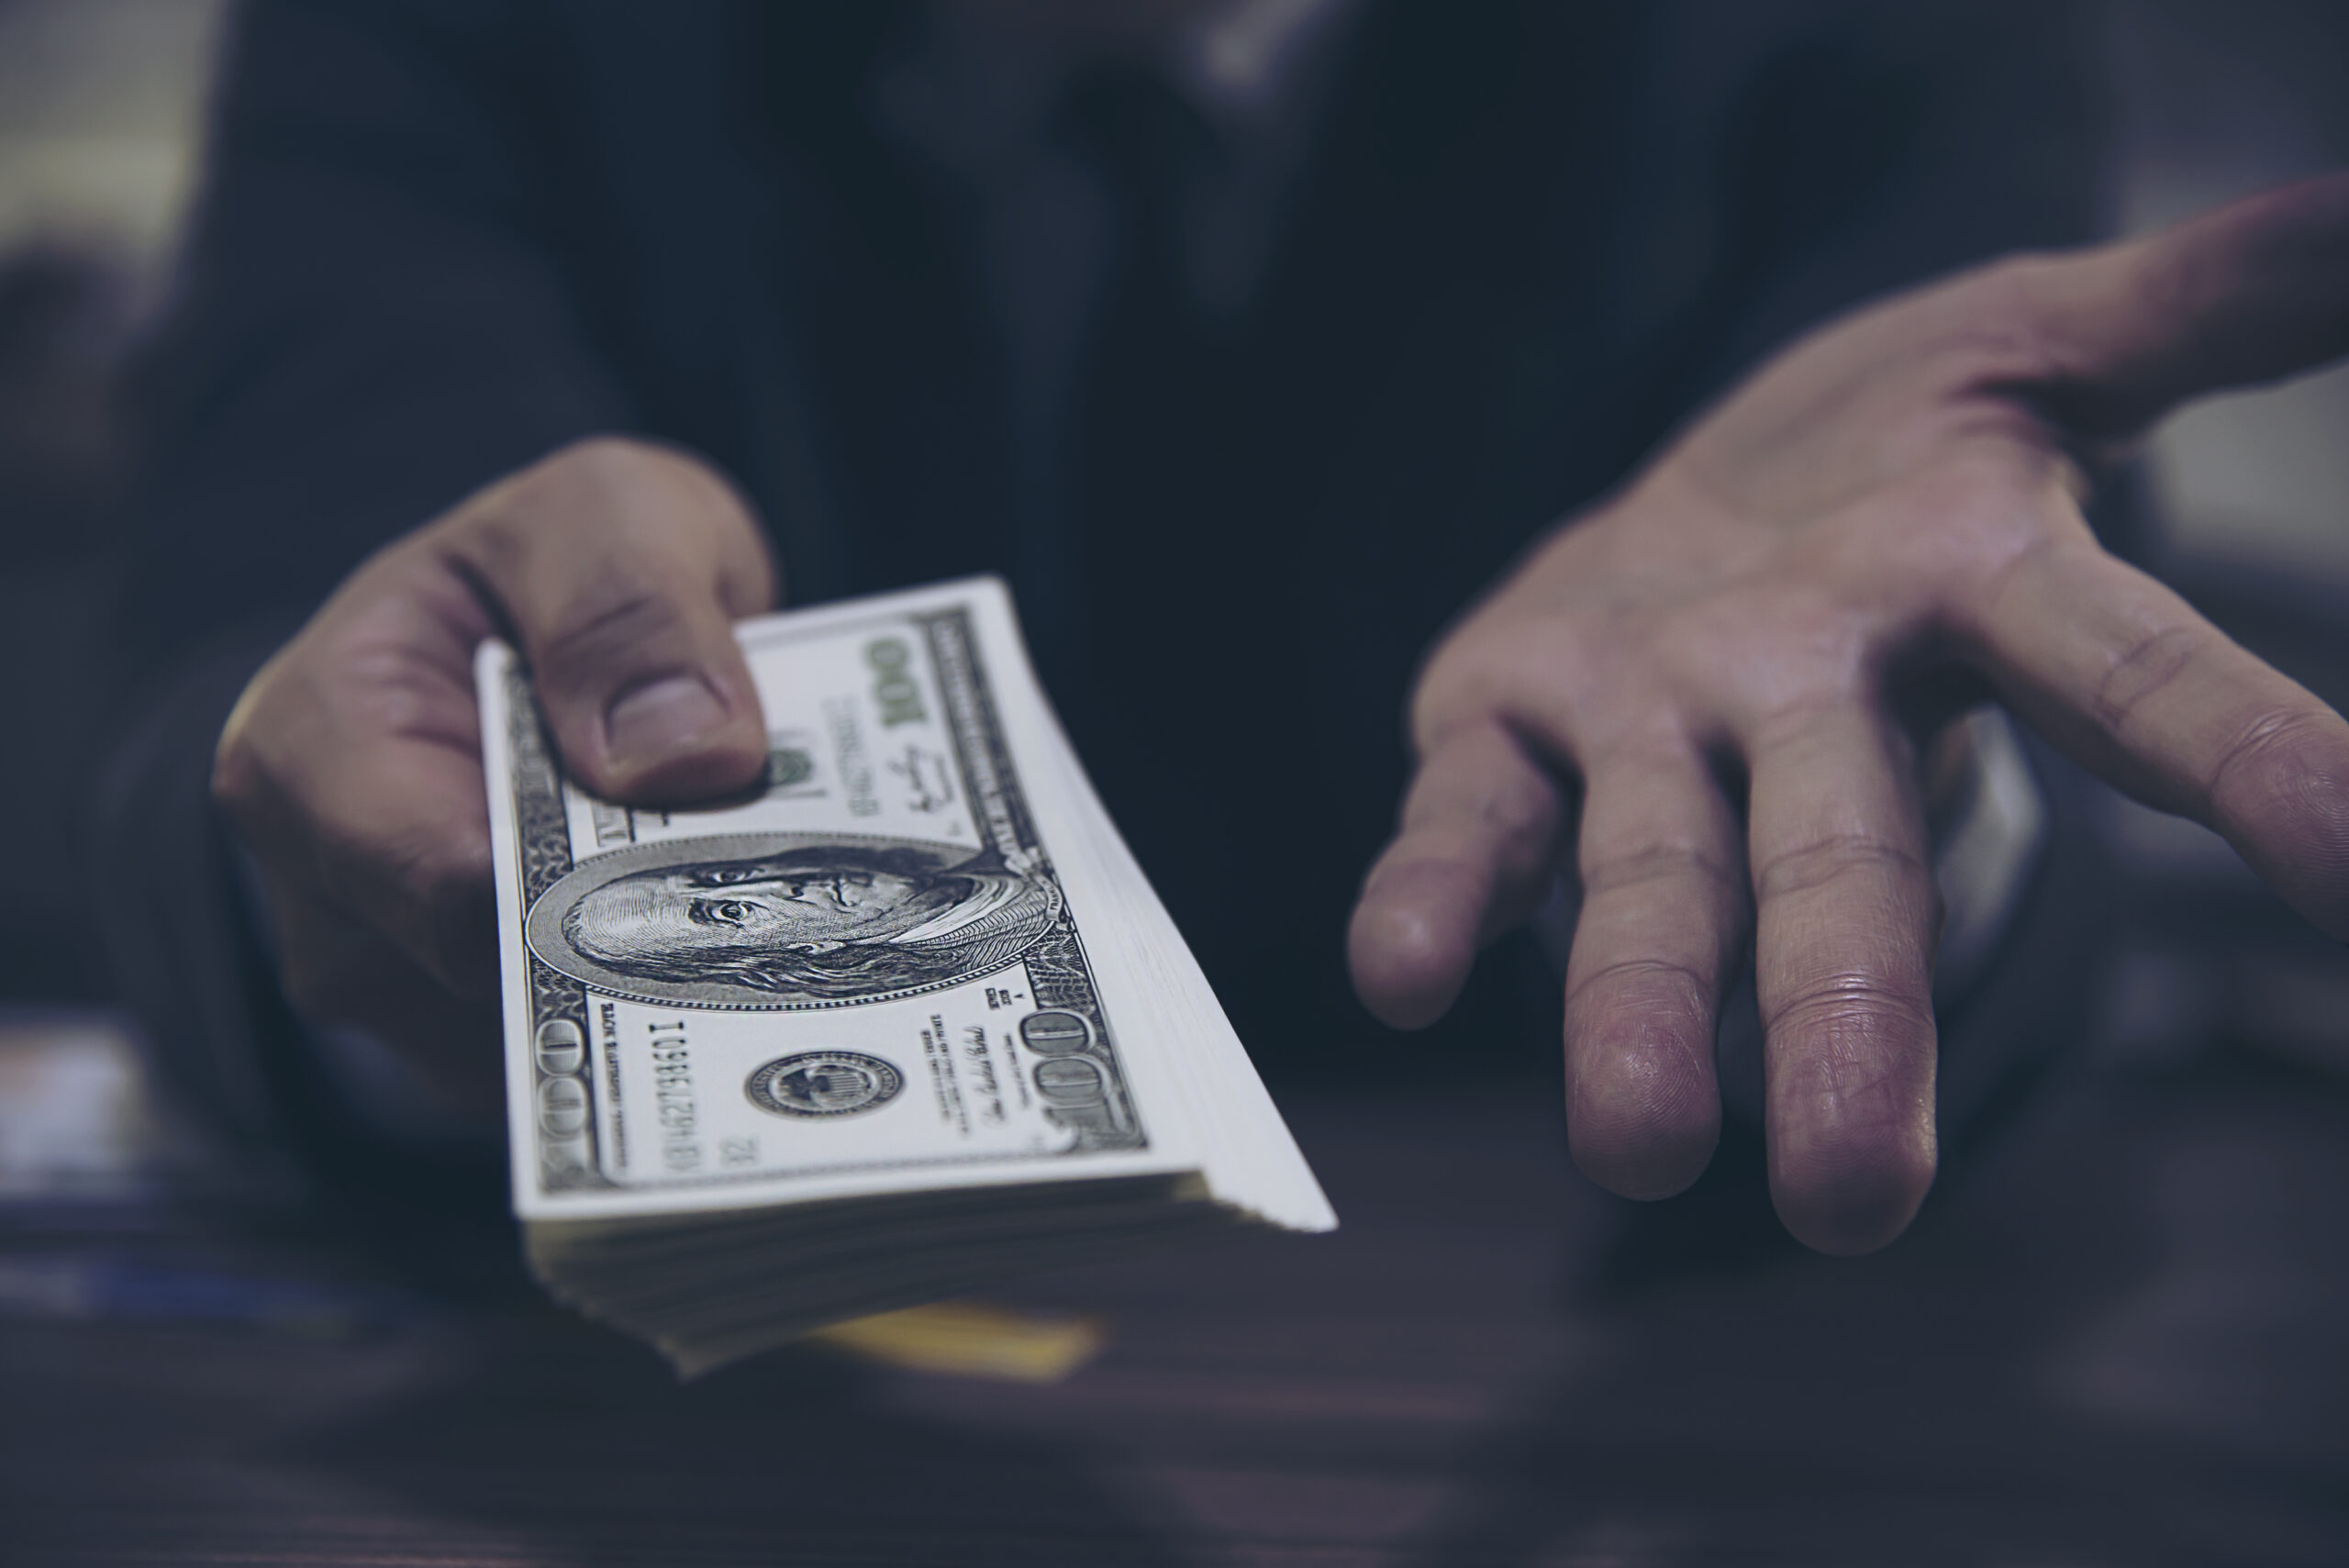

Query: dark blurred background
(0, 0), (225, 1000)
(1, 3), (2346, 1563)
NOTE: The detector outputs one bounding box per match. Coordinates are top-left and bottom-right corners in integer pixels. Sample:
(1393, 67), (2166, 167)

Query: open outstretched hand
(1349, 176), (2349, 1253)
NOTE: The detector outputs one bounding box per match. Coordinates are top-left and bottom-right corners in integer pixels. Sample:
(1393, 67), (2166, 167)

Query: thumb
(2023, 171), (2349, 438)
(441, 437), (775, 803)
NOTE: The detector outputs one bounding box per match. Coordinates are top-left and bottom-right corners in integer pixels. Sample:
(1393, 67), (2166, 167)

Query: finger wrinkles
(1564, 954), (1712, 1013)
(1580, 840), (1741, 898)
(1760, 966), (1935, 1041)
(531, 583), (708, 692)
(2088, 621), (2204, 739)
(1753, 830), (1930, 904)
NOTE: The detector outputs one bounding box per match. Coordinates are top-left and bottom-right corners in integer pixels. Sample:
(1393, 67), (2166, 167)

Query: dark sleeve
(1604, 0), (2114, 451)
(121, 0), (632, 667)
(97, 0), (631, 1151)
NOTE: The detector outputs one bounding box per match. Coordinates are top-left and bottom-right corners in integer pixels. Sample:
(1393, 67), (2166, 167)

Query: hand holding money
(213, 437), (777, 1117)
(481, 581), (1333, 1372)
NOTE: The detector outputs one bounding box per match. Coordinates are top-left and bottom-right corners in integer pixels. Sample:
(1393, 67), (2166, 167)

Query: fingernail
(607, 674), (728, 767)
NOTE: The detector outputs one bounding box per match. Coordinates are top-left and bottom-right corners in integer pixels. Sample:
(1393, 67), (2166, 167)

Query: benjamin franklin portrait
(524, 832), (1062, 1006)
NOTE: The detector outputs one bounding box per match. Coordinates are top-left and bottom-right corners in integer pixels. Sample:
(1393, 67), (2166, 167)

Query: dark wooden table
(5, 1051), (2347, 1566)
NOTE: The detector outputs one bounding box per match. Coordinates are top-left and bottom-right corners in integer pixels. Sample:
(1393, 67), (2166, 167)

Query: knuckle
(1898, 449), (2076, 572)
(2088, 622), (2203, 737)
(1653, 593), (1765, 678)
(1942, 252), (2070, 379)
(1581, 840), (1739, 898)
(440, 448), (753, 698)
(1761, 969), (1934, 1044)
(1719, 650), (1869, 743)
(450, 435), (697, 564)
(537, 584), (696, 681)
(1565, 955), (1711, 1018)
(553, 436), (761, 560)
(508, 434), (666, 517)
(1753, 831), (1927, 903)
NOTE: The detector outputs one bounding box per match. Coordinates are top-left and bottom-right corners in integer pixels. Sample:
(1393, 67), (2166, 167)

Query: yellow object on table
(807, 1301), (1107, 1383)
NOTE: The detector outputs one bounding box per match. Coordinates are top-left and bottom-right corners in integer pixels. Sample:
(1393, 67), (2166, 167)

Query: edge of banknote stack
(478, 577), (1336, 1376)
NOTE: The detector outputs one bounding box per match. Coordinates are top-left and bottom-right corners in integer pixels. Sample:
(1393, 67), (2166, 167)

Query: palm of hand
(1353, 180), (2349, 1253)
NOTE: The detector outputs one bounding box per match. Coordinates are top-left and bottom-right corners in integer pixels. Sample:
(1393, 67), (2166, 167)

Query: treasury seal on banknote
(743, 1051), (905, 1118)
(523, 830), (1063, 1008)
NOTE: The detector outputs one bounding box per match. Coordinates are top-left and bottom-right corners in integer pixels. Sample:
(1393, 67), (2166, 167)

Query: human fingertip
(1566, 1060), (1720, 1201)
(1569, 1117), (1719, 1203)
(1563, 968), (1725, 1198)
(1768, 1135), (1936, 1256)
(1346, 891), (1472, 1030)
(2224, 724), (2349, 943)
(600, 673), (766, 803)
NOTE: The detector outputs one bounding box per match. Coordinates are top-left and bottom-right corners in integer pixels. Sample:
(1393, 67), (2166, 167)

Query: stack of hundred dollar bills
(478, 578), (1335, 1374)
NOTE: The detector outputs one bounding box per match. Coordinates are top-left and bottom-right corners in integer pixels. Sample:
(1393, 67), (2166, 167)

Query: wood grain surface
(5, 1057), (2346, 1566)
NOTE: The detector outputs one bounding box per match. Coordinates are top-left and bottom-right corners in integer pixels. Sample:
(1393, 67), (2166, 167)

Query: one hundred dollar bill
(478, 578), (1333, 1373)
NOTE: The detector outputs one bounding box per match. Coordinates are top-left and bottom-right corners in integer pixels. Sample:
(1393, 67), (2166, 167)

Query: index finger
(1349, 722), (1565, 1030)
(1966, 539), (2349, 940)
